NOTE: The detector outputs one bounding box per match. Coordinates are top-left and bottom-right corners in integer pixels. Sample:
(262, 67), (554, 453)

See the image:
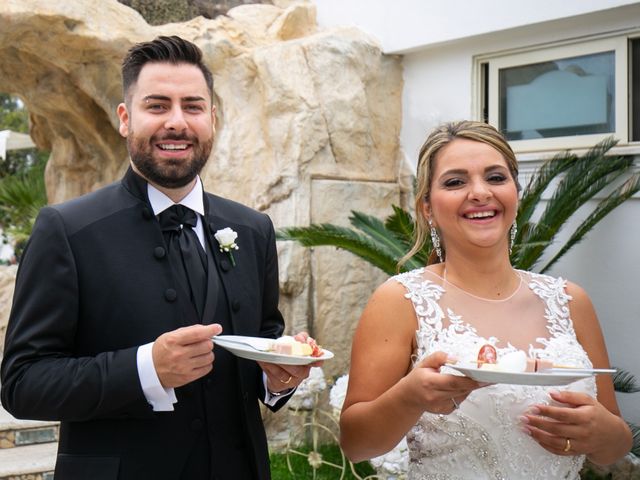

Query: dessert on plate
(270, 335), (323, 357)
(476, 344), (553, 373)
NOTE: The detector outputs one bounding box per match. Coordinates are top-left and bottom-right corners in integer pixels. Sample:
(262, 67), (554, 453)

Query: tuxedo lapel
(203, 218), (238, 326)
(203, 195), (247, 335)
(201, 234), (220, 326)
(121, 167), (203, 327)
(121, 166), (151, 205)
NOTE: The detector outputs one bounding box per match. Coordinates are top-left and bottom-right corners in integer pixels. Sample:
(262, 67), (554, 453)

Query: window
(478, 35), (638, 152)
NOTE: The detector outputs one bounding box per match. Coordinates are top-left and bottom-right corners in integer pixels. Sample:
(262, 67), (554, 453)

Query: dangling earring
(428, 218), (443, 263)
(509, 221), (517, 254)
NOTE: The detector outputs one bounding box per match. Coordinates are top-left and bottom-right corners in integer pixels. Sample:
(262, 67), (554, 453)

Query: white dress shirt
(136, 178), (290, 411)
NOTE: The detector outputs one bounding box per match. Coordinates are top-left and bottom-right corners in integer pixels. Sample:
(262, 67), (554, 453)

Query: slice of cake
(270, 335), (323, 357)
(476, 344), (556, 373)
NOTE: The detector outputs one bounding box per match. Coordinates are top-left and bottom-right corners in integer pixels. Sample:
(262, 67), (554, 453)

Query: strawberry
(306, 336), (323, 357)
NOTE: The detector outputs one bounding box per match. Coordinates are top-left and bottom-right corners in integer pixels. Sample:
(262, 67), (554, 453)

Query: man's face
(117, 62), (216, 189)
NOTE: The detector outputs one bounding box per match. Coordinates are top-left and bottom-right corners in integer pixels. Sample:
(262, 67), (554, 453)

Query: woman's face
(424, 138), (518, 258)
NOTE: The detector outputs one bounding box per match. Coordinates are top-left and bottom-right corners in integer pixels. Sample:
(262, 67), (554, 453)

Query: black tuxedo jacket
(1, 168), (287, 479)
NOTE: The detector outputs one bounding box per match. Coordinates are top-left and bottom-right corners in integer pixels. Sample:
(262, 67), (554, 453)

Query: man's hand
(152, 324), (222, 388)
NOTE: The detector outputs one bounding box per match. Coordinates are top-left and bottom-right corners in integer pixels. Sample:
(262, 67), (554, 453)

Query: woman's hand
(258, 331), (323, 393)
(400, 351), (483, 415)
(521, 390), (632, 465)
(259, 361), (316, 392)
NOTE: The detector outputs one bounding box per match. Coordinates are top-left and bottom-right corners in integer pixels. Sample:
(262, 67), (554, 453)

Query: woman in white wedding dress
(339, 121), (631, 479)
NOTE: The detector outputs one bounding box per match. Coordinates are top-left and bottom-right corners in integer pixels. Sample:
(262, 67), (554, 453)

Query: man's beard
(128, 131), (213, 189)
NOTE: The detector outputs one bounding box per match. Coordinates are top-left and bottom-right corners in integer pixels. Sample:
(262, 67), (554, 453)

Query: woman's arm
(523, 282), (632, 465)
(568, 282), (632, 464)
(339, 280), (480, 462)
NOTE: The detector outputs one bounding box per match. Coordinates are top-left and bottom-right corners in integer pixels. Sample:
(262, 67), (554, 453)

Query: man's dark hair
(121, 35), (213, 102)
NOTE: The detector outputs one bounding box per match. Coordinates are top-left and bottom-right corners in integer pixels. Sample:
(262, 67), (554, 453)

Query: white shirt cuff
(137, 342), (178, 411)
(263, 372), (294, 406)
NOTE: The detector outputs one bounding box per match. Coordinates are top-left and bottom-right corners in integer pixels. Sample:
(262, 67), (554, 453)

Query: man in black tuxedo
(1, 36), (314, 480)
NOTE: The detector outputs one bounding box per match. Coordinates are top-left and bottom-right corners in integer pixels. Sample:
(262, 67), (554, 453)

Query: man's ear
(117, 103), (129, 138)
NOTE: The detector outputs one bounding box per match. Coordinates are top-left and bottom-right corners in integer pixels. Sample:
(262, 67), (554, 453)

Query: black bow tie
(158, 204), (198, 233)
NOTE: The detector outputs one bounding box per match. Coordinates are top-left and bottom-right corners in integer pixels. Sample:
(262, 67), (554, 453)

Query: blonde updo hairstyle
(399, 120), (520, 268)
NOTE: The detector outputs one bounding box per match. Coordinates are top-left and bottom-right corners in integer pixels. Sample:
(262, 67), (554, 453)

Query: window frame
(477, 35), (631, 153)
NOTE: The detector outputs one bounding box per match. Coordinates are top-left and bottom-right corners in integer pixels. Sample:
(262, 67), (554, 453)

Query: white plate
(445, 364), (599, 386)
(214, 335), (334, 365)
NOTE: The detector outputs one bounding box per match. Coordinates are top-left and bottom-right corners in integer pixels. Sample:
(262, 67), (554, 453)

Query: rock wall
(0, 0), (406, 381)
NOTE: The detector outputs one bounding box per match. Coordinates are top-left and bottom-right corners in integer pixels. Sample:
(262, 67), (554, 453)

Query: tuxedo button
(164, 289), (177, 302)
(242, 392), (248, 402)
(220, 260), (230, 272)
(153, 246), (166, 259)
(141, 207), (153, 220)
(190, 419), (203, 431)
(231, 300), (240, 312)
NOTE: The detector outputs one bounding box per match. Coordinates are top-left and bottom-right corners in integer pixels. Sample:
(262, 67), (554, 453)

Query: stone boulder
(0, 0), (405, 381)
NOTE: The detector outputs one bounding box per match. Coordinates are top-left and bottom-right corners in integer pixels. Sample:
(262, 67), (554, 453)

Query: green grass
(270, 444), (376, 480)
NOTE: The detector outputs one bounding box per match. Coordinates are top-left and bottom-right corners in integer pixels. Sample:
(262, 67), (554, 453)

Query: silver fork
(213, 336), (273, 352)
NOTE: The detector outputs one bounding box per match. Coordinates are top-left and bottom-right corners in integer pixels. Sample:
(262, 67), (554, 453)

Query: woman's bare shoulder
(357, 277), (418, 336)
(564, 281), (596, 318)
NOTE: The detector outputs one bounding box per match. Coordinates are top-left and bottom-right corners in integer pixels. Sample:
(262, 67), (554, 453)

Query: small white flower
(329, 374), (349, 418)
(370, 437), (409, 477)
(214, 227), (239, 265)
(289, 367), (327, 410)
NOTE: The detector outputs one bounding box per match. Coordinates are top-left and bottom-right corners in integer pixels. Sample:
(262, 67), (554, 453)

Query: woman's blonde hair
(398, 120), (520, 269)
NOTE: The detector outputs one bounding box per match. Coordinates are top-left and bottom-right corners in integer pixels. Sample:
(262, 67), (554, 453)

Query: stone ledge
(0, 405), (58, 449)
(0, 442), (56, 479)
(0, 426), (59, 449)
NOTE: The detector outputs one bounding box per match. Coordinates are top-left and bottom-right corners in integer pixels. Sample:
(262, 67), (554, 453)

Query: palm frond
(349, 211), (408, 259)
(631, 422), (640, 457)
(613, 368), (640, 393)
(512, 222), (557, 270)
(540, 173), (640, 272)
(384, 205), (415, 245)
(0, 161), (47, 243)
(542, 155), (630, 231)
(383, 206), (431, 266)
(514, 138), (631, 269)
(545, 143), (627, 221)
(517, 149), (578, 228)
(277, 224), (400, 275)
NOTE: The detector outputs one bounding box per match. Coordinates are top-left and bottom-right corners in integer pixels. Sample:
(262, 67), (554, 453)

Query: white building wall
(315, 1), (640, 423)
(315, 0), (639, 54)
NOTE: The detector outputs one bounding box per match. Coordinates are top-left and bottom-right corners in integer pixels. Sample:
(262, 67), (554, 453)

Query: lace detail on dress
(393, 268), (596, 480)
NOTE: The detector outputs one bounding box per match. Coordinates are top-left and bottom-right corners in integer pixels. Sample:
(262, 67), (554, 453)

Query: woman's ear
(421, 201), (432, 224)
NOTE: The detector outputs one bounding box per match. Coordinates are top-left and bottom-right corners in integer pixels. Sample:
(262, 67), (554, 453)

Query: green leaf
(631, 422), (640, 457)
(277, 224), (400, 275)
(513, 137), (631, 270)
(517, 149), (577, 229)
(349, 211), (408, 259)
(613, 368), (640, 393)
(384, 205), (414, 243)
(0, 160), (47, 246)
(540, 172), (640, 272)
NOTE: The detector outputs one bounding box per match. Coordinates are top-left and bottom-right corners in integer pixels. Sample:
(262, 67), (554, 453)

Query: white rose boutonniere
(214, 227), (239, 266)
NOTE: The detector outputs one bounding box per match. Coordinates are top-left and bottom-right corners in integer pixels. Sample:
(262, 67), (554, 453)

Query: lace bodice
(393, 268), (596, 480)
